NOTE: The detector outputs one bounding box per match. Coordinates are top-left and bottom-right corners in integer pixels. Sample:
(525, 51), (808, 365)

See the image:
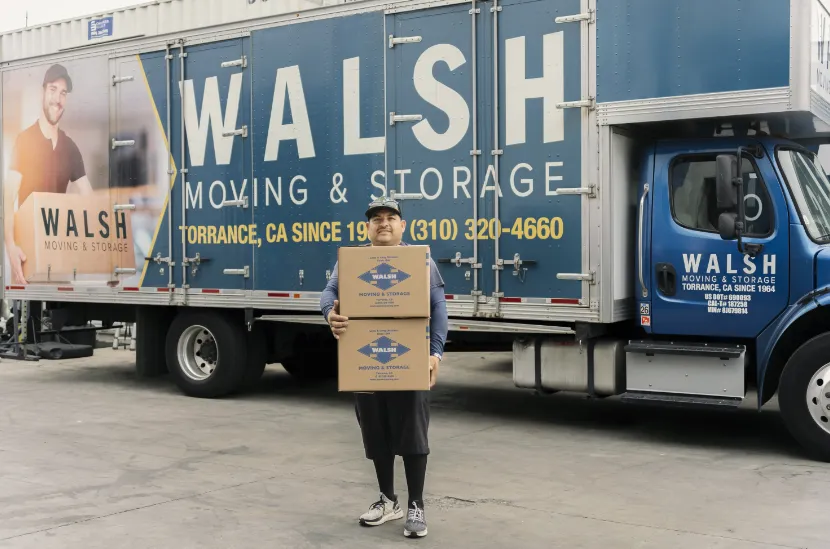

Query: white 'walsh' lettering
(505, 32), (564, 146)
(264, 65), (316, 162)
(682, 253), (776, 276)
(180, 32), (566, 166)
(179, 74), (243, 167)
(412, 44), (470, 152)
(343, 57), (385, 155)
(372, 347), (397, 353)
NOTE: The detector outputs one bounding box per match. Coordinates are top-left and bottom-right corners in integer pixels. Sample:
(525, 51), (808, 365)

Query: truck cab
(632, 134), (830, 459)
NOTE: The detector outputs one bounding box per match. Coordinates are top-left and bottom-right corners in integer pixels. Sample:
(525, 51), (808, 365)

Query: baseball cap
(365, 196), (402, 219)
(43, 64), (73, 92)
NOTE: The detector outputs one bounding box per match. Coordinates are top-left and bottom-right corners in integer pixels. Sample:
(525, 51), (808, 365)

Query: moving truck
(4, 0), (830, 460)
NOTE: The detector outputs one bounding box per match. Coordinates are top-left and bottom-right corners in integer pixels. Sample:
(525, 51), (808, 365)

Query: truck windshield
(777, 148), (830, 242)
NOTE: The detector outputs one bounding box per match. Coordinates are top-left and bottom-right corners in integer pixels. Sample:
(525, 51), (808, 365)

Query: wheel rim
(806, 362), (830, 434)
(177, 325), (219, 381)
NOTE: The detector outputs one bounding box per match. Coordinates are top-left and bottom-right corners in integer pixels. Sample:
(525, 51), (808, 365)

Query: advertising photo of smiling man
(320, 196), (448, 539)
(3, 63), (94, 284)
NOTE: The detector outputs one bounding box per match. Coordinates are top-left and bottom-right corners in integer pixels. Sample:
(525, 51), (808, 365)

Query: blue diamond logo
(357, 336), (411, 365)
(357, 262), (410, 291)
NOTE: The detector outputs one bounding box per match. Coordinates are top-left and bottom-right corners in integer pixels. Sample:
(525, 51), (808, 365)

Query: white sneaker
(359, 493), (404, 527)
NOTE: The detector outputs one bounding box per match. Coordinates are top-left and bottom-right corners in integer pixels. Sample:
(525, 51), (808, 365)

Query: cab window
(669, 155), (773, 237)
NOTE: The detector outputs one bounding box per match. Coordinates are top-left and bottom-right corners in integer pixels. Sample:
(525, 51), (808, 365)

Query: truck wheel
(779, 333), (830, 462)
(165, 311), (248, 398)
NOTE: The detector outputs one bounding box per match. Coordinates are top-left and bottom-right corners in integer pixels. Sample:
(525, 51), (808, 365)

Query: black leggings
(373, 454), (428, 506)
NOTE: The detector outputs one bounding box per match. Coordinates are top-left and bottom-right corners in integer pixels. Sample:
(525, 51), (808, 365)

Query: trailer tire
(166, 310), (248, 398)
(778, 333), (830, 462)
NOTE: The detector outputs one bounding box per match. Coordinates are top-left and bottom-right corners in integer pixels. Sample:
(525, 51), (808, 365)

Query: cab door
(648, 142), (789, 338)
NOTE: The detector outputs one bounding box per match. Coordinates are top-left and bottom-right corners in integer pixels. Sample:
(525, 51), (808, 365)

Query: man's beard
(42, 103), (63, 126)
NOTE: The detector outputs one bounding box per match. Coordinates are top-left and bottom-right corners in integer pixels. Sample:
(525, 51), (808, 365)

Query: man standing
(4, 63), (94, 284)
(320, 197), (448, 539)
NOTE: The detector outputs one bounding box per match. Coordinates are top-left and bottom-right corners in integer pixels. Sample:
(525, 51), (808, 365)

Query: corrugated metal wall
(0, 0), (344, 63)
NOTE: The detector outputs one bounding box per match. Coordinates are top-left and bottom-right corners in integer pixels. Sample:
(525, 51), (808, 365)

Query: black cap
(365, 196), (402, 219)
(43, 64), (73, 92)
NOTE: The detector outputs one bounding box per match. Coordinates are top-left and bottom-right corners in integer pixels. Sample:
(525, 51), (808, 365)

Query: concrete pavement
(0, 349), (825, 548)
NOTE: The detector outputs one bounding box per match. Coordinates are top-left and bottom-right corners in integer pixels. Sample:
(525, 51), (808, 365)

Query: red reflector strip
(458, 325), (469, 330)
(157, 287), (170, 292)
(445, 294), (455, 300)
(549, 298), (580, 305)
(7, 285), (25, 290)
(57, 287), (74, 292)
(268, 292), (290, 298)
(202, 289), (220, 294)
(123, 287), (139, 292)
(499, 297), (522, 303)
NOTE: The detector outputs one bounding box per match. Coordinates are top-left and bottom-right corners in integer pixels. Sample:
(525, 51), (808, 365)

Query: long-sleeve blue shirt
(320, 242), (449, 357)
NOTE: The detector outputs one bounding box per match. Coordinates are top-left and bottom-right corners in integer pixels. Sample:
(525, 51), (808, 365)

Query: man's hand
(8, 245), (26, 284)
(327, 299), (349, 339)
(429, 355), (440, 388)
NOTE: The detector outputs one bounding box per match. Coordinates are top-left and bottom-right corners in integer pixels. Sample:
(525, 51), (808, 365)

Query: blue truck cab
(631, 135), (830, 458)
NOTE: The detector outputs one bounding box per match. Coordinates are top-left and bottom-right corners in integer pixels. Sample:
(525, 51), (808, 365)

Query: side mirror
(718, 212), (738, 240)
(715, 154), (738, 210)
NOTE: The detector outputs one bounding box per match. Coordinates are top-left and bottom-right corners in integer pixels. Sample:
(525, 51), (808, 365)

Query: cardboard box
(338, 318), (431, 391)
(14, 191), (136, 283)
(338, 245), (431, 318)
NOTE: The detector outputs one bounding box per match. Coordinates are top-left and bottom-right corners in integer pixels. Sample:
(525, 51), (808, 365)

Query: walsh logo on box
(357, 336), (411, 365)
(357, 263), (411, 291)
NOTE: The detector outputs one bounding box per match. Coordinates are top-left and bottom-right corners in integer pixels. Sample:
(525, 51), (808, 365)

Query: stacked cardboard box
(336, 245), (432, 392)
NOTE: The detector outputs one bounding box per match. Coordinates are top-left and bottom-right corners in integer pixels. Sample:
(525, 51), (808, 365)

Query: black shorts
(354, 390), (430, 459)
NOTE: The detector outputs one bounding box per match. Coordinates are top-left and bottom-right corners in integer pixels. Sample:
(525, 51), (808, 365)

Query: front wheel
(166, 311), (249, 398)
(779, 333), (830, 462)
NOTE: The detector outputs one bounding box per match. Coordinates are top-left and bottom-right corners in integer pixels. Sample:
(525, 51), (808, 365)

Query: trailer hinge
(556, 98), (595, 110)
(389, 112), (423, 126)
(221, 195), (249, 208)
(113, 267), (137, 276)
(224, 266), (250, 278)
(221, 55), (247, 69)
(112, 75), (134, 85)
(550, 185), (596, 198)
(112, 139), (135, 149)
(438, 252), (481, 269)
(222, 125), (248, 138)
(113, 203), (137, 211)
(555, 9), (595, 24)
(557, 271), (596, 284)
(389, 34), (422, 48)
